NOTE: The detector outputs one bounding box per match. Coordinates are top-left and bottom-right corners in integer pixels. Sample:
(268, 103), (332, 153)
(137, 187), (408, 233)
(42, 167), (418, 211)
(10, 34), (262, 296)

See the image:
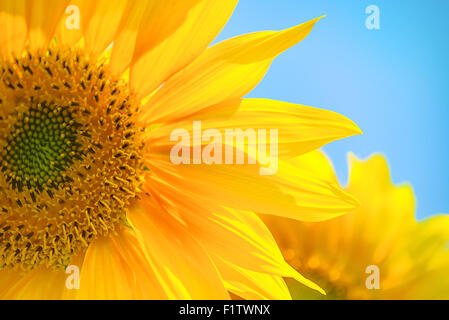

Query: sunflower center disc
(0, 47), (145, 270)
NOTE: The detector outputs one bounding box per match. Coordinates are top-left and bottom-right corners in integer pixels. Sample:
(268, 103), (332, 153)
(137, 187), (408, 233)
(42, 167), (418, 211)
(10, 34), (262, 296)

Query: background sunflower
(263, 151), (449, 299)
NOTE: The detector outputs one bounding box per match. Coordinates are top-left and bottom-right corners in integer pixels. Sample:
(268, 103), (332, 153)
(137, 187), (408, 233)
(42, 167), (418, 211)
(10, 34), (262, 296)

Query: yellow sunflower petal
(76, 227), (167, 299)
(109, 1), (150, 75)
(82, 0), (128, 57)
(149, 98), (361, 158)
(411, 215), (449, 260)
(289, 150), (339, 183)
(346, 153), (417, 263)
(192, 208), (301, 276)
(0, 266), (67, 299)
(399, 215), (449, 299)
(213, 256), (292, 300)
(130, 0), (238, 98)
(188, 207), (324, 294)
(54, 0), (92, 46)
(347, 152), (394, 193)
(26, 0), (69, 50)
(146, 150), (358, 224)
(141, 16), (323, 124)
(271, 155), (359, 221)
(0, 0), (27, 58)
(135, 175), (325, 296)
(127, 199), (230, 300)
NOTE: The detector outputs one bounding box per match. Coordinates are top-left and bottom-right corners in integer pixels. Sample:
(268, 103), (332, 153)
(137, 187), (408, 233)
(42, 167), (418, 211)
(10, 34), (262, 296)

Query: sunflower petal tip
(354, 125), (363, 135)
(328, 182), (360, 209)
(347, 151), (358, 164)
(286, 265), (327, 295)
(345, 118), (363, 136)
(310, 15), (326, 25)
(308, 281), (326, 295)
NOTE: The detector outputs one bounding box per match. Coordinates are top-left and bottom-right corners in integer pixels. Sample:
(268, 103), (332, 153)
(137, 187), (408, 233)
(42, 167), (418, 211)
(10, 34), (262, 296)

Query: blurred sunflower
(264, 151), (449, 299)
(0, 1), (361, 299)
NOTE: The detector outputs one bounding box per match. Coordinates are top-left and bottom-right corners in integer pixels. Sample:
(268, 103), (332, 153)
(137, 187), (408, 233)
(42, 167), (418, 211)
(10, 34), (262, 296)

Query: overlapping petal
(130, 0), (238, 98)
(145, 150), (358, 223)
(188, 208), (325, 294)
(149, 98), (361, 158)
(0, 266), (67, 299)
(26, 0), (70, 50)
(213, 257), (292, 300)
(0, 0), (27, 58)
(141, 16), (324, 124)
(76, 228), (167, 299)
(54, 0), (91, 46)
(127, 199), (230, 300)
(81, 0), (128, 57)
(109, 1), (150, 75)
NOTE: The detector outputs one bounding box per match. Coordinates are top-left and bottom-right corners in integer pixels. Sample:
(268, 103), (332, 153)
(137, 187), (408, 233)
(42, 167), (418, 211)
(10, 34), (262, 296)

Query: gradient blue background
(213, 0), (449, 220)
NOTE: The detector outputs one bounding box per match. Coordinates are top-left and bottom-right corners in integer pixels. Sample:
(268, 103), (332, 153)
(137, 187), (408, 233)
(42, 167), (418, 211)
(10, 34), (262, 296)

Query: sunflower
(263, 151), (449, 299)
(0, 1), (362, 299)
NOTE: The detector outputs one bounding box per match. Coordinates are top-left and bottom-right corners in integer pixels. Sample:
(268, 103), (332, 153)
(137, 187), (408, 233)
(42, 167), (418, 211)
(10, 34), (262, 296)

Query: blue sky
(214, 0), (449, 219)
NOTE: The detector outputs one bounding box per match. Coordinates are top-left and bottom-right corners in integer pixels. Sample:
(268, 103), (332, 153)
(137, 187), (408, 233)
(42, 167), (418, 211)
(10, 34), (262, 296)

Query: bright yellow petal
(26, 0), (69, 50)
(0, 0), (27, 58)
(411, 215), (449, 262)
(188, 207), (324, 294)
(398, 216), (449, 299)
(213, 256), (292, 300)
(0, 266), (67, 299)
(289, 150), (339, 183)
(138, 167), (326, 295)
(345, 153), (417, 263)
(109, 1), (150, 75)
(146, 150), (358, 224)
(76, 227), (167, 299)
(127, 199), (230, 300)
(142, 16), (323, 124)
(82, 0), (128, 57)
(347, 152), (394, 195)
(54, 0), (92, 46)
(149, 98), (361, 158)
(130, 0), (238, 98)
(273, 156), (359, 221)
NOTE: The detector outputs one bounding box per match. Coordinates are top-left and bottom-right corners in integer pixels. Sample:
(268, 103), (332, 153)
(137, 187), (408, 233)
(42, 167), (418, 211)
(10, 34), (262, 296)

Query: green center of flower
(1, 103), (83, 194)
